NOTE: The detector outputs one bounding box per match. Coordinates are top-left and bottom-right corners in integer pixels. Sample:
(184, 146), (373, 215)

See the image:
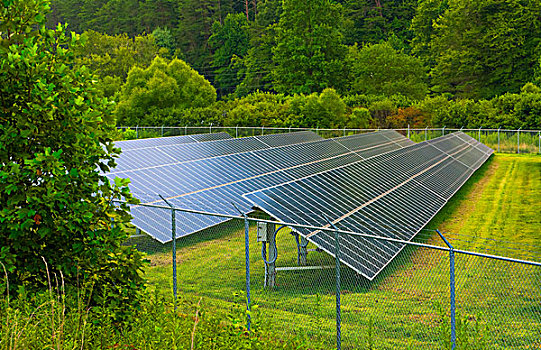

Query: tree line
(48, 0), (541, 129)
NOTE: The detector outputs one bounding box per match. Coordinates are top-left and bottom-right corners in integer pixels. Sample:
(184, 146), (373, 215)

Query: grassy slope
(141, 154), (541, 349)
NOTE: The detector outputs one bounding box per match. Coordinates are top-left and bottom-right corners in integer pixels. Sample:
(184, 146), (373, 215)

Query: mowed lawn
(138, 154), (541, 349)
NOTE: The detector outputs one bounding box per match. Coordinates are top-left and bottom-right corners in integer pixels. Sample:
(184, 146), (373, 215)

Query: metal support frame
(442, 126), (446, 136)
(300, 235), (309, 265)
(425, 126), (428, 141)
(261, 223), (285, 288)
(407, 124), (410, 139)
(437, 229), (456, 350)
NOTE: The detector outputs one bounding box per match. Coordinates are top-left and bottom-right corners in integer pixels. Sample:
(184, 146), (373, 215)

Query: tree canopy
(0, 0), (144, 312)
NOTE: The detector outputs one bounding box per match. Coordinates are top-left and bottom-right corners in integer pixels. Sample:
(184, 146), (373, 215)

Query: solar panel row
(122, 130), (415, 242)
(243, 132), (493, 280)
(111, 131), (323, 173)
(114, 132), (233, 151)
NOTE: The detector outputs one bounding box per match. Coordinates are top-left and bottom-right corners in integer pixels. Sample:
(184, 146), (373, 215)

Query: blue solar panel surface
(114, 132), (232, 151)
(111, 131), (323, 173)
(243, 132), (493, 280)
(118, 130), (415, 242)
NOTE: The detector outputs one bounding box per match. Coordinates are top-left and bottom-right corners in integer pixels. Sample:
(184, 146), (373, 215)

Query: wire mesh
(121, 205), (541, 349)
(116, 127), (541, 154)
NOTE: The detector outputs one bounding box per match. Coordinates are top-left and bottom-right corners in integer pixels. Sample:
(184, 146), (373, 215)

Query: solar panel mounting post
(299, 235), (308, 265)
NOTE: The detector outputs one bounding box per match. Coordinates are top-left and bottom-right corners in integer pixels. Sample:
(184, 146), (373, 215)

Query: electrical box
(257, 222), (269, 242)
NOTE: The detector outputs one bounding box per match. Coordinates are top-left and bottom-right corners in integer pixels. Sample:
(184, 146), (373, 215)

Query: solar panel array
(111, 130), (415, 242)
(114, 132), (233, 151)
(243, 132), (493, 280)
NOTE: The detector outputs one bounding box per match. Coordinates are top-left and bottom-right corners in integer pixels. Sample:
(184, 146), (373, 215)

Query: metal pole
(442, 126), (445, 136)
(497, 127), (501, 152)
(425, 126), (428, 141)
(538, 131), (540, 154)
(343, 127), (346, 137)
(407, 124), (410, 139)
(244, 216), (251, 331)
(437, 230), (456, 350)
(210, 123), (213, 134)
(136, 125), (139, 139)
(478, 127), (481, 142)
(261, 126), (264, 135)
(161, 125), (164, 137)
(185, 125), (187, 135)
(232, 202), (251, 331)
(159, 195), (177, 311)
(236, 125), (238, 138)
(325, 217), (341, 350)
(517, 127), (521, 154)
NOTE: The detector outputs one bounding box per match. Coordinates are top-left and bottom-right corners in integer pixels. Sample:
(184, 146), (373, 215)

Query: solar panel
(113, 132), (233, 151)
(120, 131), (415, 242)
(111, 131), (322, 174)
(243, 132), (493, 280)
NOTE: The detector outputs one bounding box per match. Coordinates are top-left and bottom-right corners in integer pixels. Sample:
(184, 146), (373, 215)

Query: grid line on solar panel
(121, 130), (415, 242)
(243, 132), (493, 279)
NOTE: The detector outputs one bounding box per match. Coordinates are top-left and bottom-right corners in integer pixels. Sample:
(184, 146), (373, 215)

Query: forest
(47, 0), (541, 130)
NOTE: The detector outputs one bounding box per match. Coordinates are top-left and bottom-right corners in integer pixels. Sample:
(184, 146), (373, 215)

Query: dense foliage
(0, 0), (144, 316)
(36, 0), (541, 129)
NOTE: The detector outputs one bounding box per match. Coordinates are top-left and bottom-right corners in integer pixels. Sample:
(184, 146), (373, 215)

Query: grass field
(135, 154), (541, 349)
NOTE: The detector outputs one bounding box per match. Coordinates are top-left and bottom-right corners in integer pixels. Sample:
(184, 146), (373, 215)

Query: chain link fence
(120, 203), (541, 349)
(117, 126), (541, 154)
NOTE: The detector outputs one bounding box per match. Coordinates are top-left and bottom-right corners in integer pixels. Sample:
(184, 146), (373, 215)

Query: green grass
(137, 154), (541, 349)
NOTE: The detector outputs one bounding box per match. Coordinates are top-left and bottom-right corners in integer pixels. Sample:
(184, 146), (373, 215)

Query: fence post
(425, 126), (428, 141)
(343, 127), (346, 137)
(161, 125), (164, 137)
(538, 131), (540, 154)
(261, 125), (264, 135)
(437, 230), (456, 349)
(325, 217), (341, 350)
(244, 216), (251, 331)
(159, 195), (177, 311)
(497, 127), (501, 152)
(236, 125), (239, 138)
(210, 123), (213, 134)
(233, 203), (251, 331)
(478, 127), (481, 142)
(136, 125), (139, 139)
(185, 125), (187, 135)
(517, 127), (521, 154)
(442, 126), (446, 136)
(407, 124), (410, 139)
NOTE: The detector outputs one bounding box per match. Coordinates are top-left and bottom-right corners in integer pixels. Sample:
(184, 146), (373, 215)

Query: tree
(271, 0), (347, 94)
(208, 13), (250, 97)
(347, 42), (428, 100)
(410, 0), (448, 68)
(115, 56), (217, 125)
(429, 0), (541, 99)
(235, 0), (282, 96)
(73, 30), (159, 97)
(342, 0), (418, 49)
(0, 0), (144, 313)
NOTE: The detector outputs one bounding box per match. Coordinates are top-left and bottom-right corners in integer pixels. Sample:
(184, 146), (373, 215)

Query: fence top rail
(117, 126), (541, 133)
(114, 200), (541, 267)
